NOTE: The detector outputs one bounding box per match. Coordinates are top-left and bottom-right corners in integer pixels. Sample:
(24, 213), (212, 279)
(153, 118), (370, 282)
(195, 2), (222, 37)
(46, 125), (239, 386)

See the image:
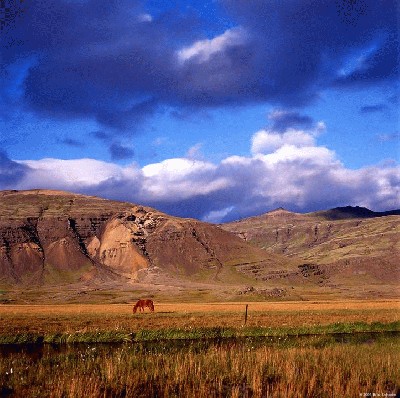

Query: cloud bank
(4, 122), (399, 222)
(1, 0), (398, 131)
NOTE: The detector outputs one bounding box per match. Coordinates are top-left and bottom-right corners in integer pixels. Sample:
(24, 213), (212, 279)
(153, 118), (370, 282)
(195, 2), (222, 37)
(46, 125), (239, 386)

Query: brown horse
(133, 299), (154, 313)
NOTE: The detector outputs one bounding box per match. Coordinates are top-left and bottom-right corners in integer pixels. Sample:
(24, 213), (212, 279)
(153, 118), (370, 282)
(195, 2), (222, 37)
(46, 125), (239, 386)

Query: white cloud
(8, 125), (400, 222)
(251, 130), (284, 154)
(251, 122), (325, 154)
(142, 158), (213, 179)
(177, 27), (248, 64)
(142, 158), (231, 201)
(19, 158), (125, 187)
(261, 144), (338, 166)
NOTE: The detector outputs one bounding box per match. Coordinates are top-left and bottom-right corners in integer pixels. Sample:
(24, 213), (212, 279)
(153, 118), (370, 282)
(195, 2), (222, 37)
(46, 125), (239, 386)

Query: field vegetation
(0, 300), (399, 343)
(0, 334), (399, 397)
(0, 300), (399, 397)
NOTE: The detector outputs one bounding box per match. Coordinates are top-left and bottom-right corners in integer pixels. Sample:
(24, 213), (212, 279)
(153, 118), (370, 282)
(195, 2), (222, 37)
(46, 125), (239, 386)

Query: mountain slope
(222, 207), (400, 296)
(0, 190), (295, 289)
(2, 192), (398, 302)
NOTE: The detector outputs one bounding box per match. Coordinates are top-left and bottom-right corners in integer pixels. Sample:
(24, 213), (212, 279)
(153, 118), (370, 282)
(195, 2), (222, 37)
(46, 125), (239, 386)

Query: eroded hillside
(0, 190), (293, 290)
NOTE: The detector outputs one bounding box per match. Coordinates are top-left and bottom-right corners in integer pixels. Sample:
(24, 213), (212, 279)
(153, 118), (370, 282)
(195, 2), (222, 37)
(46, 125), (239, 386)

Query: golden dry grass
(2, 299), (399, 314)
(0, 300), (398, 335)
(0, 300), (399, 397)
(1, 334), (399, 397)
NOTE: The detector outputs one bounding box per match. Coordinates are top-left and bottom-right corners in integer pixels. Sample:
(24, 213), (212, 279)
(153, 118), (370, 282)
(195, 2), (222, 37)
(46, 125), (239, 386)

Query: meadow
(1, 300), (399, 338)
(0, 300), (399, 397)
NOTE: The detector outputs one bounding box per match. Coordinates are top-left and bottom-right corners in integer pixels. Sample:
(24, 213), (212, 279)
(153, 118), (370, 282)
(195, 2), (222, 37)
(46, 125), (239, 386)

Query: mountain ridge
(1, 190), (399, 302)
(228, 205), (400, 225)
(309, 205), (400, 220)
(0, 189), (295, 291)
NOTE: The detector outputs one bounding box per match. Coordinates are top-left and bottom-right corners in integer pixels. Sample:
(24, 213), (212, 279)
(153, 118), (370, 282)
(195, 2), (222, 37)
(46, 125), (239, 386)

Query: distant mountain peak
(268, 207), (287, 212)
(333, 205), (372, 212)
(314, 205), (400, 220)
(266, 207), (301, 216)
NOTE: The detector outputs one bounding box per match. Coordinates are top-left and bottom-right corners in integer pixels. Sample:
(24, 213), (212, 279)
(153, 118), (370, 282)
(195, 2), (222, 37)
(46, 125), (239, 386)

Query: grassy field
(0, 300), (398, 342)
(0, 300), (399, 397)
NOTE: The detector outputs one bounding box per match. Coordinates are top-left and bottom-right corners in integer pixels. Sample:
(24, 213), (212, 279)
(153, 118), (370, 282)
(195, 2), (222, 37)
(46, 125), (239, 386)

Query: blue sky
(0, 0), (399, 222)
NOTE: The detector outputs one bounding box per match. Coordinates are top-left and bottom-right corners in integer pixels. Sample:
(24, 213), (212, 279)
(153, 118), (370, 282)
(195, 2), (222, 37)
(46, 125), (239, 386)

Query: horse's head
(132, 305), (137, 313)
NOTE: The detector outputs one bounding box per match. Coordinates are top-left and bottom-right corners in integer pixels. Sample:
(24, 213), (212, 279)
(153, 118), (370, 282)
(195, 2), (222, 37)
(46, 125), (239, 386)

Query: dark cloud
(1, 0), (190, 129)
(91, 131), (136, 160)
(221, 0), (398, 96)
(1, 0), (397, 130)
(334, 0), (368, 27)
(268, 110), (314, 132)
(0, 151), (29, 187)
(0, 0), (24, 33)
(333, 35), (399, 87)
(109, 142), (134, 160)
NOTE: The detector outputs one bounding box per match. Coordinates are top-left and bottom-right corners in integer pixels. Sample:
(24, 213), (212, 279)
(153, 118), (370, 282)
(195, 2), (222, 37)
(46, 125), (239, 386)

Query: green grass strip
(0, 321), (398, 345)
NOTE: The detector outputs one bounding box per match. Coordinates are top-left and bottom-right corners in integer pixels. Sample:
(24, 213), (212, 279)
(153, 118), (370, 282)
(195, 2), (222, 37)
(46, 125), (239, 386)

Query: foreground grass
(1, 301), (399, 397)
(0, 335), (399, 397)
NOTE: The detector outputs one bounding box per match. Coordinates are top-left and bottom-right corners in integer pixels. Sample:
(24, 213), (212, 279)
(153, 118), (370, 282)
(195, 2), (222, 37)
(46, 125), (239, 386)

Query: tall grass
(0, 336), (398, 397)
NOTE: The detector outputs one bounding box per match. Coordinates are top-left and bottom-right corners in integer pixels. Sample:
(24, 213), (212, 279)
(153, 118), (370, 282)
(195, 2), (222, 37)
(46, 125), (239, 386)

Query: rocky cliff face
(0, 190), (286, 286)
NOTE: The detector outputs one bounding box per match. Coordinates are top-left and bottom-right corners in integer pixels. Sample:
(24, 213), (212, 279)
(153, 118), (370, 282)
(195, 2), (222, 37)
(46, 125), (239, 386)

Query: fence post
(244, 304), (248, 325)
